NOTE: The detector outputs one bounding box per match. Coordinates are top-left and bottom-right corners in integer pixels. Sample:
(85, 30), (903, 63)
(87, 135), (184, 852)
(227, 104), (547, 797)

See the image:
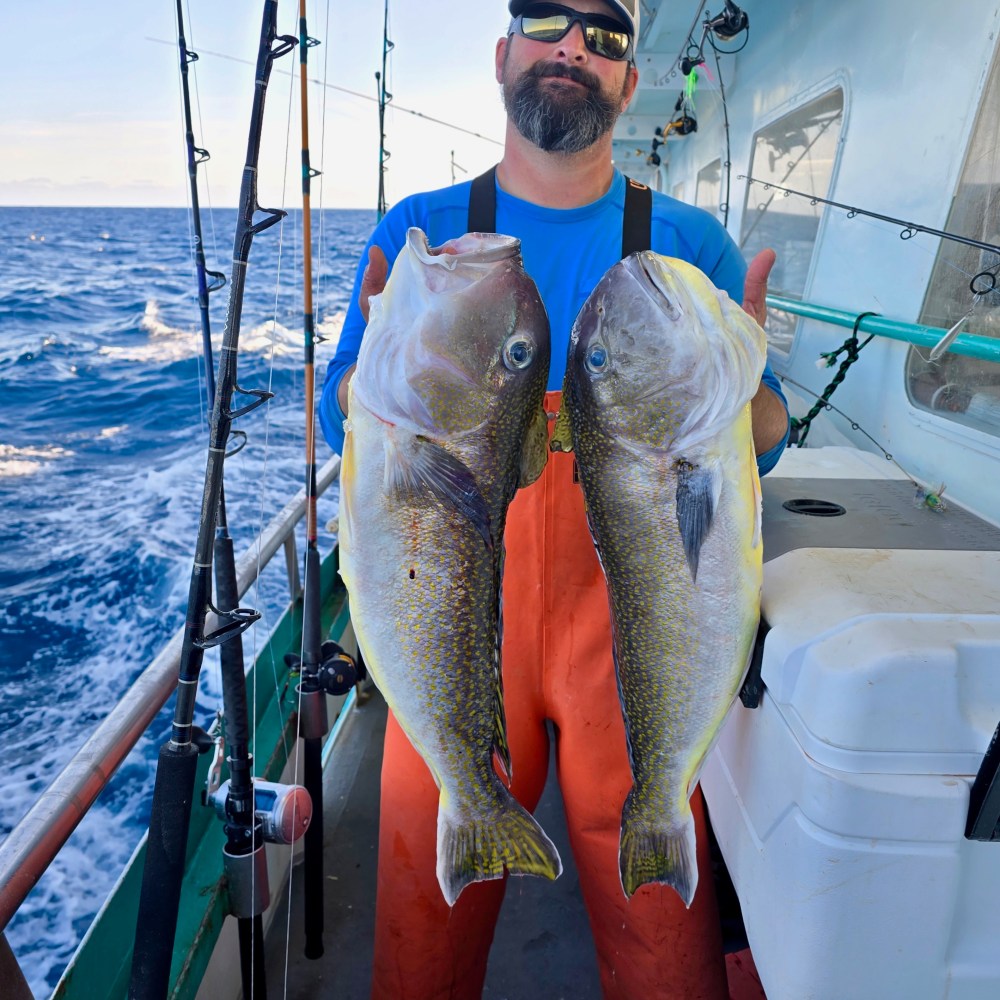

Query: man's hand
(359, 244), (389, 324)
(740, 248), (788, 456)
(338, 246), (389, 415)
(742, 247), (776, 327)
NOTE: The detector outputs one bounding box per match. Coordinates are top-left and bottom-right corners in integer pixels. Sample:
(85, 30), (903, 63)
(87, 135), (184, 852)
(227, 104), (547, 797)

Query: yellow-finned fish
(339, 228), (559, 906)
(552, 252), (764, 907)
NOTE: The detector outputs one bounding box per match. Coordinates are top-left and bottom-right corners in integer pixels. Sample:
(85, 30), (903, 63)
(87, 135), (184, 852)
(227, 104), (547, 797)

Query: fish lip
(407, 228), (522, 267)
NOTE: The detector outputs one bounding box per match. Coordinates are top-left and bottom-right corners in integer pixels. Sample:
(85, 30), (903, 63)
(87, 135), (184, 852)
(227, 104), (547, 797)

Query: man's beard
(502, 57), (627, 154)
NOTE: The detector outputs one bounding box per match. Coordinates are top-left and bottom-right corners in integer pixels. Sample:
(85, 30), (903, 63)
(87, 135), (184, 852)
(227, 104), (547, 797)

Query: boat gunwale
(0, 454), (342, 934)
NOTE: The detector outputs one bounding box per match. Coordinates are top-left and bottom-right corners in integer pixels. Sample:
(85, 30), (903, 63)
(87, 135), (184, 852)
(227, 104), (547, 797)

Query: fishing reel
(208, 777), (312, 918)
(706, 0), (749, 41)
(209, 778), (312, 846)
(286, 640), (363, 739)
(285, 640), (361, 696)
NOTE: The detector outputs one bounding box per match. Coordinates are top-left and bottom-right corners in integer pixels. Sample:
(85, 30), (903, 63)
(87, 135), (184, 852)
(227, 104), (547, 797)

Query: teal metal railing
(767, 295), (1000, 364)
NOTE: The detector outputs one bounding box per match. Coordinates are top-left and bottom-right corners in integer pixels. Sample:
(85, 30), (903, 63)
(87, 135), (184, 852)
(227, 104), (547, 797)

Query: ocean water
(0, 205), (373, 996)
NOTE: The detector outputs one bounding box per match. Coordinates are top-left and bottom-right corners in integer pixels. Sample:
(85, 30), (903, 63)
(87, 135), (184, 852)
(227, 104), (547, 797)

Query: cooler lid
(759, 547), (1000, 775)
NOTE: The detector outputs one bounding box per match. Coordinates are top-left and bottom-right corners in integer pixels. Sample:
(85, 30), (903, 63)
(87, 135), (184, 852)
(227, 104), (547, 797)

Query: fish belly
(340, 398), (562, 904)
(592, 423), (761, 906)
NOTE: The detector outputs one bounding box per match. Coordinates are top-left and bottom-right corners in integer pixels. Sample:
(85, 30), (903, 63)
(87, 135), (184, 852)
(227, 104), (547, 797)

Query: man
(319, 2), (789, 996)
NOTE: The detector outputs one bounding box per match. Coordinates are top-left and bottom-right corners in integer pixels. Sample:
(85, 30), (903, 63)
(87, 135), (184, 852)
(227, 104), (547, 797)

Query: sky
(0, 1), (513, 209)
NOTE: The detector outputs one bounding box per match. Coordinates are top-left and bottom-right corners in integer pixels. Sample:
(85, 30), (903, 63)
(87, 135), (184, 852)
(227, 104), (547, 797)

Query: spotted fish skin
(552, 253), (764, 907)
(339, 229), (559, 906)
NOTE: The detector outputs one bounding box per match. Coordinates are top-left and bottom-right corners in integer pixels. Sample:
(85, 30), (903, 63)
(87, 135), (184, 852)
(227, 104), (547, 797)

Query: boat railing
(767, 295), (1000, 363)
(0, 454), (342, 936)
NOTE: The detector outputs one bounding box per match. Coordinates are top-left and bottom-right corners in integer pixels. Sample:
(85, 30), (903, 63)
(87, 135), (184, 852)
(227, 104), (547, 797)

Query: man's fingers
(742, 248), (776, 328)
(360, 245), (389, 324)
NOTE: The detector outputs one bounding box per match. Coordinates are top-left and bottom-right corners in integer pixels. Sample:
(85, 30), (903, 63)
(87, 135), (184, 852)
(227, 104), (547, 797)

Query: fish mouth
(407, 228), (521, 266)
(625, 253), (683, 322)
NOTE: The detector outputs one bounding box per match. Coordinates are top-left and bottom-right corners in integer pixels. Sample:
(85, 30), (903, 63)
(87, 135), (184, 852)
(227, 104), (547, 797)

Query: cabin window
(695, 159), (722, 219)
(740, 88), (845, 353)
(905, 44), (1000, 437)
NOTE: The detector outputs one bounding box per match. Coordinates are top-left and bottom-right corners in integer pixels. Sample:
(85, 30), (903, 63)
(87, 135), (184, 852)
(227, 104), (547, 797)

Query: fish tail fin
(436, 786), (562, 906)
(619, 791), (699, 907)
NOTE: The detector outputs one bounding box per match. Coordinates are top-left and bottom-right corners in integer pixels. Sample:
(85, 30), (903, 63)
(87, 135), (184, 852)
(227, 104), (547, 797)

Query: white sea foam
(0, 444), (73, 478)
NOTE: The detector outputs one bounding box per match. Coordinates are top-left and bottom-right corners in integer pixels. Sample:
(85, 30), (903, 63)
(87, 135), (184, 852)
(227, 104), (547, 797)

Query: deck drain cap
(782, 498), (847, 517)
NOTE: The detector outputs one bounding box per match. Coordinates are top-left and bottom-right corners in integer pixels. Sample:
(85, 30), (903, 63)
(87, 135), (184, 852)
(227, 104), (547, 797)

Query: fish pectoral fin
(675, 459), (723, 582)
(549, 403), (573, 454)
(519, 405), (550, 487)
(384, 430), (493, 549)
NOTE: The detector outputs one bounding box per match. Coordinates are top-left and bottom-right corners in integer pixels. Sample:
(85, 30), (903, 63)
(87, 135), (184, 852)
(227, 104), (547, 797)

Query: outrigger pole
(283, 0), (359, 961)
(129, 5), (300, 998)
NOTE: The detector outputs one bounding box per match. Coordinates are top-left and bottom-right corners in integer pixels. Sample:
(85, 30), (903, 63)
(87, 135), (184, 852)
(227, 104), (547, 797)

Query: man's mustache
(527, 62), (602, 92)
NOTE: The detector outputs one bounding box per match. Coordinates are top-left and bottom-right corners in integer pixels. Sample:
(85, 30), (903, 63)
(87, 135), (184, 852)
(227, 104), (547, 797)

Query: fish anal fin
(519, 406), (550, 487)
(675, 459), (722, 582)
(384, 430), (492, 549)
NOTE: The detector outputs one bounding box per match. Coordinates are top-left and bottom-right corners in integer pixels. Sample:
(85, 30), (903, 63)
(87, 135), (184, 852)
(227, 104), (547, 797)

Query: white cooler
(702, 448), (1000, 1000)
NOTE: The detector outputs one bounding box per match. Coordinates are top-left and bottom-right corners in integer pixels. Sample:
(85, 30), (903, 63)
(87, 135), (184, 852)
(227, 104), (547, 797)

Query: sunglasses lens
(520, 14), (572, 42)
(516, 6), (632, 61)
(586, 26), (630, 60)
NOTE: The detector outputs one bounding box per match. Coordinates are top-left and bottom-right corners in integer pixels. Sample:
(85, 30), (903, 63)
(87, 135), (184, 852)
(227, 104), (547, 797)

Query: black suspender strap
(621, 176), (652, 258)
(468, 166), (498, 234)
(467, 165), (652, 258)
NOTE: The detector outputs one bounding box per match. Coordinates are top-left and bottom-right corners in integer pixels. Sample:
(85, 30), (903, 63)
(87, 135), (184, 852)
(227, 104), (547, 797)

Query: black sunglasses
(509, 4), (634, 62)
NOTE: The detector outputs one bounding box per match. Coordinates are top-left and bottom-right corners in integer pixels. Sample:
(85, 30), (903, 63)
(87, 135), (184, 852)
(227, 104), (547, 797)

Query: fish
(551, 252), (765, 907)
(338, 227), (560, 906)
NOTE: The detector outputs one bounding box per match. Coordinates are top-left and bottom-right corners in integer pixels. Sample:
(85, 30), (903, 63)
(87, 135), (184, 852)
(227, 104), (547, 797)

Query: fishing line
(146, 36), (504, 147)
(779, 372), (947, 509)
(171, 1), (209, 427)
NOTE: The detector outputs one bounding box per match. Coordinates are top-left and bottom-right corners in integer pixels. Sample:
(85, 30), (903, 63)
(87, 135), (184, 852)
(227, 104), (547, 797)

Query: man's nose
(553, 22), (589, 61)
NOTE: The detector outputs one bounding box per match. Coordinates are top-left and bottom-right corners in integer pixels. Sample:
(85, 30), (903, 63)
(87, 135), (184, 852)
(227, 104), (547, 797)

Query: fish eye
(585, 343), (609, 373)
(503, 336), (534, 370)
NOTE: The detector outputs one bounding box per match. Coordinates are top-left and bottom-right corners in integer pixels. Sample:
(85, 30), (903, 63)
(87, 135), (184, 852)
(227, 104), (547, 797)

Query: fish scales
(553, 252), (764, 907)
(340, 228), (560, 905)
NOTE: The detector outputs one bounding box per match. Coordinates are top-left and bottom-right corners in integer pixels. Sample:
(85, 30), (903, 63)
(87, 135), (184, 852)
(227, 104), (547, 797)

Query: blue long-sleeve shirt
(320, 170), (789, 473)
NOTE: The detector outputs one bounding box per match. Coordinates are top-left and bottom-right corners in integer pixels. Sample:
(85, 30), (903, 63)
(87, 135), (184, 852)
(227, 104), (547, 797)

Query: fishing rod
(282, 0), (359, 962)
(376, 0), (394, 221)
(741, 175), (1000, 292)
(129, 6), (303, 998)
(172, 2), (278, 995)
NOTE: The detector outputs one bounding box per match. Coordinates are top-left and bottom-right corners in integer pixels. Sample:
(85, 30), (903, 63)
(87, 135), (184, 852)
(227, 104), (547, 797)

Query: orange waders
(371, 392), (728, 1000)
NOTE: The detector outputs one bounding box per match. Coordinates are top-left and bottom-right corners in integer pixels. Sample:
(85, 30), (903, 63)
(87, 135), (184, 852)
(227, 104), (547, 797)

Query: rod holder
(223, 840), (270, 919)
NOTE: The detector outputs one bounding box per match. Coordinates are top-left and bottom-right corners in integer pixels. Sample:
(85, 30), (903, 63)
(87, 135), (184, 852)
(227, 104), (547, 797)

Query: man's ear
(622, 62), (639, 110)
(495, 36), (509, 84)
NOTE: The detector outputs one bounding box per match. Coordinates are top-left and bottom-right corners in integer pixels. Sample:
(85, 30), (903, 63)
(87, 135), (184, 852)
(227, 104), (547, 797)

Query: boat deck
(266, 687), (766, 999)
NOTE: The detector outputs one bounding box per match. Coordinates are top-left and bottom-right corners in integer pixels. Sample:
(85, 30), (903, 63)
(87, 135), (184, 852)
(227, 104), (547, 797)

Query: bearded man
(319, 3), (789, 996)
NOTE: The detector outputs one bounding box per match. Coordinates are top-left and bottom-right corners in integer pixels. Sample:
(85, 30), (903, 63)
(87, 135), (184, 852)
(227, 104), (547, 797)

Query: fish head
(355, 229), (550, 442)
(567, 252), (765, 453)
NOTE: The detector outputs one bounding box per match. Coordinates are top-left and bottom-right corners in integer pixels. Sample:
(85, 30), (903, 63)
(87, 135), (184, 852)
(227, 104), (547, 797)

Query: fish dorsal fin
(492, 545), (512, 783)
(549, 403), (573, 454)
(384, 429), (493, 550)
(675, 459), (723, 582)
(520, 406), (550, 488)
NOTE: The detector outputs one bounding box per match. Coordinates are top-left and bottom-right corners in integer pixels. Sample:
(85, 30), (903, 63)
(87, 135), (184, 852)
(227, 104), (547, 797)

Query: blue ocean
(0, 205), (372, 996)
